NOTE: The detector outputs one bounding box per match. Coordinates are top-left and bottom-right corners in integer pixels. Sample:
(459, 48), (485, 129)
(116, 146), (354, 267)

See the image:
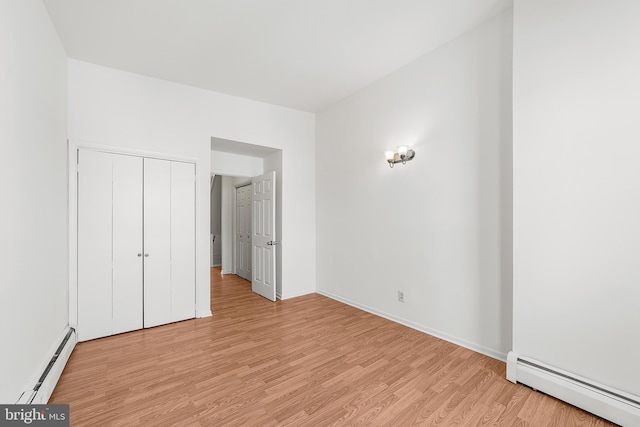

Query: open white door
(251, 171), (277, 301)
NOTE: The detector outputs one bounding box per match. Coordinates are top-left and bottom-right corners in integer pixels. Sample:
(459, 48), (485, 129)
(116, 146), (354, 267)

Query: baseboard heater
(507, 352), (640, 426)
(16, 327), (77, 405)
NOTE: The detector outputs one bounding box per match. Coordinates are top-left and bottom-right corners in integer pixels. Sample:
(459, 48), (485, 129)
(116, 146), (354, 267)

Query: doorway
(210, 137), (283, 298)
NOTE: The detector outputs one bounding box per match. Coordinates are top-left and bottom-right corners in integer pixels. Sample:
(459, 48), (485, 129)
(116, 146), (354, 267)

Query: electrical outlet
(398, 290), (404, 303)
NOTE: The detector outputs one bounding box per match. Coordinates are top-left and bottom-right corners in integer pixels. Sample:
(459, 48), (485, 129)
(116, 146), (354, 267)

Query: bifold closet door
(77, 150), (143, 341)
(169, 161), (196, 322)
(143, 158), (195, 327)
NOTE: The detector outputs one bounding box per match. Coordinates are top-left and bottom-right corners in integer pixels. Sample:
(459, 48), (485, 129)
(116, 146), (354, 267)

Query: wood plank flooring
(50, 268), (616, 426)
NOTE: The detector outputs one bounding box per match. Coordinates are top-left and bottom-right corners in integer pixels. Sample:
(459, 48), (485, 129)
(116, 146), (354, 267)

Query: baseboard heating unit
(507, 352), (640, 426)
(16, 327), (77, 405)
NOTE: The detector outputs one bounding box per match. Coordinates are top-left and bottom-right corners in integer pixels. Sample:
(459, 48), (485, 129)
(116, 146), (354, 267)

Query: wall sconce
(385, 146), (415, 168)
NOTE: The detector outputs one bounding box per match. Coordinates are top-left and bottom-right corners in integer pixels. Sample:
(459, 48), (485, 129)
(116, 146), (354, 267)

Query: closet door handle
(137, 253), (142, 257)
(144, 253), (149, 257)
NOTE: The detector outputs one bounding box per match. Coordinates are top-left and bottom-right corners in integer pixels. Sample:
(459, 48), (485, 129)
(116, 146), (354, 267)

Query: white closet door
(78, 150), (114, 341)
(112, 155), (144, 334)
(78, 150), (143, 341)
(143, 158), (172, 328)
(169, 161), (195, 322)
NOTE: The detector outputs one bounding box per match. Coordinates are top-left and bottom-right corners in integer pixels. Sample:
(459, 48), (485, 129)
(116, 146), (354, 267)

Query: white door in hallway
(235, 184), (252, 281)
(78, 150), (143, 341)
(251, 171), (276, 301)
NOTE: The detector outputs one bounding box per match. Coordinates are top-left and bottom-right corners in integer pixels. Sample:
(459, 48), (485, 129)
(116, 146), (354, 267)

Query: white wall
(316, 10), (513, 360)
(68, 60), (316, 310)
(0, 1), (68, 403)
(513, 0), (640, 397)
(211, 150), (263, 177)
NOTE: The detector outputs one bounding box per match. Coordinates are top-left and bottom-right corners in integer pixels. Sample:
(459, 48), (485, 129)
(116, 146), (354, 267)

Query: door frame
(210, 144), (283, 298)
(68, 140), (200, 328)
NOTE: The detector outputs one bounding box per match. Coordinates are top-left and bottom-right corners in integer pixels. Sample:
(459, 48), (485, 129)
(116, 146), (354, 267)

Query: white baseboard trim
(316, 290), (506, 362)
(280, 289), (315, 300)
(507, 352), (640, 426)
(196, 310), (213, 318)
(16, 326), (77, 404)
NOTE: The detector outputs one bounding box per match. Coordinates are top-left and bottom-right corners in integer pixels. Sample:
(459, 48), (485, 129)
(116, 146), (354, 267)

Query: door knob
(137, 253), (142, 257)
(144, 253), (149, 257)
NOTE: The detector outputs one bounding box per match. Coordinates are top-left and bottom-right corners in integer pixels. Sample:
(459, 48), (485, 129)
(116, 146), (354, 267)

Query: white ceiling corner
(43, 0), (513, 112)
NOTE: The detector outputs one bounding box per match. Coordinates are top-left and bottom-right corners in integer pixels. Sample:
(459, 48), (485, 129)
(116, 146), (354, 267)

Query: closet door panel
(112, 155), (144, 334)
(170, 161), (196, 322)
(77, 150), (114, 341)
(143, 158), (172, 328)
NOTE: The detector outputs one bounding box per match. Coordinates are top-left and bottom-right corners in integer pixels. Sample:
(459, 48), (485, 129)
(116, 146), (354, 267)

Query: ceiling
(44, 0), (512, 112)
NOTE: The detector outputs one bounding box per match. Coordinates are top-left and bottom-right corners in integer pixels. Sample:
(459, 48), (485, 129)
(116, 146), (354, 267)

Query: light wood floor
(50, 268), (615, 426)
